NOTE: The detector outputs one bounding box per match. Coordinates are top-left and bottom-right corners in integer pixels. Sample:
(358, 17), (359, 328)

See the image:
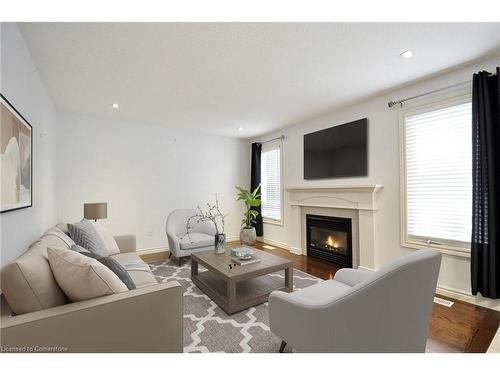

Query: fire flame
(326, 235), (339, 248)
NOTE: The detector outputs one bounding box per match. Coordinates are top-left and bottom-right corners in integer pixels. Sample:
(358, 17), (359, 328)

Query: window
(400, 93), (472, 255)
(261, 139), (282, 224)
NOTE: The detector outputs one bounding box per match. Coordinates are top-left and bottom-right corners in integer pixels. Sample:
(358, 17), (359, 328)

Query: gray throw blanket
(120, 261), (152, 272)
(44, 227), (75, 247)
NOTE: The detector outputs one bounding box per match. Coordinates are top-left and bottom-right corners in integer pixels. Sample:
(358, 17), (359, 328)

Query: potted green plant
(235, 184), (261, 246)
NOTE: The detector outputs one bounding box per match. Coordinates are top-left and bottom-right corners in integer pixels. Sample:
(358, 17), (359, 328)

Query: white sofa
(269, 249), (441, 353)
(0, 223), (183, 352)
(165, 209), (216, 264)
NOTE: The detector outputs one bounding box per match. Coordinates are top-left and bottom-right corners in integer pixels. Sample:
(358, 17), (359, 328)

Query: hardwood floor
(252, 242), (500, 353)
(140, 251), (169, 263)
(142, 241), (500, 353)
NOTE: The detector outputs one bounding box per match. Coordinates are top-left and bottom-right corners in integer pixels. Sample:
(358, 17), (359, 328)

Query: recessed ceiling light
(400, 50), (414, 59)
(237, 127), (243, 131)
(112, 103), (119, 109)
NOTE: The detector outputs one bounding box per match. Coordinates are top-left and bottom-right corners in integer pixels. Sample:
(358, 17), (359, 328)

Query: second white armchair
(269, 249), (441, 353)
(165, 209), (216, 265)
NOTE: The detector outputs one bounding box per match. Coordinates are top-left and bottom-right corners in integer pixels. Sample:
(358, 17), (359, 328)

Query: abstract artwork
(1, 94), (33, 213)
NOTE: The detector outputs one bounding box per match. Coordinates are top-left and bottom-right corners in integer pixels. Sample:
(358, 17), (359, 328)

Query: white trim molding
(137, 246), (169, 255)
(286, 184), (383, 194)
(260, 237), (301, 255)
(436, 285), (500, 312)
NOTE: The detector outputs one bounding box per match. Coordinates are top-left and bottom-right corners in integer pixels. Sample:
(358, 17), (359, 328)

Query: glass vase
(214, 233), (226, 254)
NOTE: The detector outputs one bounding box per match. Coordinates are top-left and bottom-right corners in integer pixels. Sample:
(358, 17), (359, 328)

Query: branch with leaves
(184, 194), (227, 241)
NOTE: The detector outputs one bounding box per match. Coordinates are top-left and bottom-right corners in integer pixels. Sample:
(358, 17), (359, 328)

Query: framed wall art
(1, 93), (33, 213)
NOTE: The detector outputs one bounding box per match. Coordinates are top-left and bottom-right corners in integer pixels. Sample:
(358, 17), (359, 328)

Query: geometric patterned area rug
(148, 258), (322, 353)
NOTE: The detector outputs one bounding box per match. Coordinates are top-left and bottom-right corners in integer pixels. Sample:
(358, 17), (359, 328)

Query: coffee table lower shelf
(191, 270), (292, 314)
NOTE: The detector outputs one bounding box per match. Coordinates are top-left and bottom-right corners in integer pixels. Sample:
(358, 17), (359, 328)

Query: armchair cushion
(179, 232), (214, 250)
(276, 280), (352, 305)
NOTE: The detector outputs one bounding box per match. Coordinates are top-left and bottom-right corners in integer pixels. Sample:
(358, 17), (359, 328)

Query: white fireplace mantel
(285, 184), (384, 269)
(285, 184), (384, 211)
(286, 184), (383, 193)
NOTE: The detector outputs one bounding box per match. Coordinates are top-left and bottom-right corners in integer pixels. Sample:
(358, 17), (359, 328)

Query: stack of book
(230, 246), (261, 265)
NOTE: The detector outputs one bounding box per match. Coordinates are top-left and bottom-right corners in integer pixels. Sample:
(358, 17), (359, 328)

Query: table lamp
(84, 202), (107, 222)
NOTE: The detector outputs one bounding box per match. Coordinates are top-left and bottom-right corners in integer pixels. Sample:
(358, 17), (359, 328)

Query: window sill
(263, 218), (284, 227)
(401, 240), (471, 259)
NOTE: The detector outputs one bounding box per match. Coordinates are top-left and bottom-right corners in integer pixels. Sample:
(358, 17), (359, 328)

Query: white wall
(257, 55), (500, 305)
(55, 113), (250, 251)
(0, 23), (58, 266)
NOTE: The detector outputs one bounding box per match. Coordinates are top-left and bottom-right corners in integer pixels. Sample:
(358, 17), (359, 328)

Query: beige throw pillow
(92, 222), (120, 256)
(47, 247), (127, 302)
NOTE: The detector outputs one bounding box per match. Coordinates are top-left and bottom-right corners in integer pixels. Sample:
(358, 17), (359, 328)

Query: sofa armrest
(334, 268), (373, 287)
(0, 281), (183, 352)
(114, 234), (136, 253)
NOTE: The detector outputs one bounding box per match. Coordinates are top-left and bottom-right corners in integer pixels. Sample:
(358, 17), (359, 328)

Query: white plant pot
(240, 227), (257, 246)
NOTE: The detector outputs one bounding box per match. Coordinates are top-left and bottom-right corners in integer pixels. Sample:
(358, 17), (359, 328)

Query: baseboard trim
(436, 285), (500, 312)
(260, 237), (302, 255)
(137, 246), (169, 255)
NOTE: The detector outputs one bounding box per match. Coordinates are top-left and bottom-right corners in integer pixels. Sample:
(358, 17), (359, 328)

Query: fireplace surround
(285, 185), (383, 270)
(306, 214), (353, 267)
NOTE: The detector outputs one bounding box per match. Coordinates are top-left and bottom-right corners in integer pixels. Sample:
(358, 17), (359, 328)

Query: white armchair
(165, 209), (216, 265)
(269, 249), (441, 353)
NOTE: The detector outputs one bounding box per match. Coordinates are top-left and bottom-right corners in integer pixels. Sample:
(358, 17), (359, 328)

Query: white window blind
(404, 99), (472, 248)
(261, 142), (282, 222)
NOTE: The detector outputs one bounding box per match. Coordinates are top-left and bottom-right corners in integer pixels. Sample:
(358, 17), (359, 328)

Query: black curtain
(251, 142), (263, 236)
(471, 67), (500, 299)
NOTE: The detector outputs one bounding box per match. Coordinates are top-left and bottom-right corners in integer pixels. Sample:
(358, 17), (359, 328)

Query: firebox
(306, 214), (352, 267)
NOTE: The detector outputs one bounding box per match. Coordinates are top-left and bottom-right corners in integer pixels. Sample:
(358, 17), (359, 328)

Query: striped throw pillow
(68, 219), (107, 257)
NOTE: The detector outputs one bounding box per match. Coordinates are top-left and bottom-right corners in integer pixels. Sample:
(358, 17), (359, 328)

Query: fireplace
(306, 214), (352, 267)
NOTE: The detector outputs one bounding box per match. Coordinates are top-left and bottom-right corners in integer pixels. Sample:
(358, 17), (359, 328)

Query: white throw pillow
(47, 247), (127, 302)
(92, 222), (120, 256)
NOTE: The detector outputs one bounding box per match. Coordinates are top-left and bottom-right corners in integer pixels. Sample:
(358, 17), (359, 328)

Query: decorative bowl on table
(231, 247), (255, 260)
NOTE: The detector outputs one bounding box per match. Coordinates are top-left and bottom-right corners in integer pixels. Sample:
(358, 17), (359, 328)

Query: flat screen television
(304, 118), (368, 179)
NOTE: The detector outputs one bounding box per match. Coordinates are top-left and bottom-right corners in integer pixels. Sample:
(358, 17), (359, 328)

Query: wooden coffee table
(191, 248), (293, 314)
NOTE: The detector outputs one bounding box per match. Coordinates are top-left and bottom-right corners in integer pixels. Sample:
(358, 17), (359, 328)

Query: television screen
(304, 118), (368, 179)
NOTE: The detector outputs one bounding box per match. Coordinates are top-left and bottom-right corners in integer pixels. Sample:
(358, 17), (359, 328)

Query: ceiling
(19, 23), (500, 138)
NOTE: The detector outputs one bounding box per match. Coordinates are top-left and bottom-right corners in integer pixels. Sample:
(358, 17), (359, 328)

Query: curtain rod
(387, 80), (471, 108)
(258, 135), (284, 145)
